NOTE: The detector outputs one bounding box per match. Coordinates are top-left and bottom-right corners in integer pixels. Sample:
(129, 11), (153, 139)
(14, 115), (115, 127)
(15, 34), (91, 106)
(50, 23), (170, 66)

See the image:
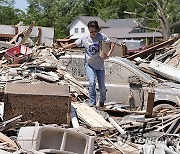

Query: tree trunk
(160, 20), (171, 40)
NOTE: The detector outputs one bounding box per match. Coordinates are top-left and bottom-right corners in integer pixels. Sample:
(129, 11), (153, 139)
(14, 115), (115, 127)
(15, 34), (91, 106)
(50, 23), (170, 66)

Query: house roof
(100, 28), (162, 39)
(126, 32), (163, 38)
(100, 28), (133, 38)
(106, 19), (140, 28)
(68, 16), (108, 28)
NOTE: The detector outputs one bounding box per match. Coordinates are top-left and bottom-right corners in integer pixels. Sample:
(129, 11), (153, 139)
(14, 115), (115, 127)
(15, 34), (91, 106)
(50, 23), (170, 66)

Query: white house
(68, 16), (108, 39)
(68, 16), (162, 47)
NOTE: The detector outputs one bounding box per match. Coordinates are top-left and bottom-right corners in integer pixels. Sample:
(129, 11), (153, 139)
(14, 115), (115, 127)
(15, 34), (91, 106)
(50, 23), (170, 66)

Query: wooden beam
(146, 92), (155, 117)
(37, 28), (42, 46)
(20, 21), (35, 44)
(128, 36), (180, 60)
(155, 116), (180, 131)
(105, 137), (125, 154)
(12, 21), (23, 34)
(0, 132), (18, 148)
(8, 29), (26, 44)
(108, 116), (126, 135)
(72, 102), (113, 129)
(57, 69), (89, 98)
(71, 106), (80, 128)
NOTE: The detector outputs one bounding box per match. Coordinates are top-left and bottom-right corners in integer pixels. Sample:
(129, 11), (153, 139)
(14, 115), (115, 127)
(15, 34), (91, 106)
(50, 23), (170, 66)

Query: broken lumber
(128, 36), (180, 60)
(108, 116), (126, 135)
(37, 28), (42, 46)
(104, 108), (147, 115)
(0, 132), (18, 148)
(146, 91), (155, 117)
(155, 115), (180, 131)
(0, 41), (14, 49)
(8, 28), (26, 44)
(71, 105), (80, 128)
(105, 137), (125, 154)
(12, 21), (23, 34)
(72, 102), (113, 130)
(20, 21), (35, 44)
(57, 69), (89, 98)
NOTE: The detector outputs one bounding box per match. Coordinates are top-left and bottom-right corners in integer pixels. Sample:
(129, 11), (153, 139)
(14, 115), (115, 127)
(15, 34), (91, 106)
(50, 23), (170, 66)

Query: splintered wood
(72, 102), (113, 130)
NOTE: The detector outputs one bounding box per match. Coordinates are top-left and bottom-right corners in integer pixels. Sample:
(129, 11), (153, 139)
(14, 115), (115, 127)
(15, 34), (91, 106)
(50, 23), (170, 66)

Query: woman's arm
(61, 42), (77, 51)
(103, 42), (115, 59)
(107, 42), (115, 57)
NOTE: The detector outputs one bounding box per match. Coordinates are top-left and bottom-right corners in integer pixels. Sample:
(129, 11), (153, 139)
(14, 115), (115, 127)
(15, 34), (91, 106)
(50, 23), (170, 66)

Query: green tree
(124, 0), (180, 39)
(25, 0), (95, 38)
(0, 0), (21, 25)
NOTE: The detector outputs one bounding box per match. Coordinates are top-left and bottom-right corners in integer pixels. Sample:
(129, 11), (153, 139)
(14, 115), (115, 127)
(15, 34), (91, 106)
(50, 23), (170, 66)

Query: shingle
(79, 16), (108, 28)
(126, 32), (163, 38)
(100, 28), (162, 39)
(106, 19), (140, 28)
(100, 28), (133, 38)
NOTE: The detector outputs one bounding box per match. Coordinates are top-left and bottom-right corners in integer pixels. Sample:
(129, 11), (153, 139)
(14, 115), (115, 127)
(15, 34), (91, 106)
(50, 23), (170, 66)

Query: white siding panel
(0, 25), (54, 47)
(70, 20), (89, 39)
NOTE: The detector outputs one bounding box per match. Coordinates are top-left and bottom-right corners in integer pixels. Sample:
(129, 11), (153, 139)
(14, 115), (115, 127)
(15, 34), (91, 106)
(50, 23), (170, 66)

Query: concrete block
(4, 83), (70, 125)
(17, 126), (94, 154)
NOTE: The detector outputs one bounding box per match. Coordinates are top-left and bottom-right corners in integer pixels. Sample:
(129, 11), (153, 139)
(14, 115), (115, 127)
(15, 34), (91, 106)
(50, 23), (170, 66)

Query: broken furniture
(4, 83), (71, 125)
(5, 45), (32, 64)
(17, 126), (94, 154)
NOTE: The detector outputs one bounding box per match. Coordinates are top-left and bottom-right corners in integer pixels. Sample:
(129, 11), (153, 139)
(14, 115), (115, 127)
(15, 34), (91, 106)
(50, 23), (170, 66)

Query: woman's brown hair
(87, 20), (100, 31)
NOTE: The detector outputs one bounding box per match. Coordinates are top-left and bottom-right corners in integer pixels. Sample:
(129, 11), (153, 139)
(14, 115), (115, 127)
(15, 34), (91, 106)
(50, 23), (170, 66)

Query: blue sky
(14, 0), (28, 12)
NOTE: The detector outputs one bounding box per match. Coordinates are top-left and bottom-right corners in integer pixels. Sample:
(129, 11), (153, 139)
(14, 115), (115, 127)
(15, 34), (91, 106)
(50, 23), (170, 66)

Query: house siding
(70, 20), (89, 39)
(0, 25), (54, 47)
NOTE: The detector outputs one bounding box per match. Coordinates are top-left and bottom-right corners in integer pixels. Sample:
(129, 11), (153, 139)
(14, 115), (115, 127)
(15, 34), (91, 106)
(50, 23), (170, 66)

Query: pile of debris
(0, 22), (179, 154)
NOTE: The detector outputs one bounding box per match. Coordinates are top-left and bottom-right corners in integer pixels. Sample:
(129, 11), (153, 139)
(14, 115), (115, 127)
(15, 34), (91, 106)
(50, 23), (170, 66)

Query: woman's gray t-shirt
(75, 33), (111, 70)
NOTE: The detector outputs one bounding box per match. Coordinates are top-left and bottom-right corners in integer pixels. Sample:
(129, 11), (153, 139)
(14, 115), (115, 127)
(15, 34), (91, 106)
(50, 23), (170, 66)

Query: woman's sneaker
(88, 102), (96, 107)
(96, 101), (104, 107)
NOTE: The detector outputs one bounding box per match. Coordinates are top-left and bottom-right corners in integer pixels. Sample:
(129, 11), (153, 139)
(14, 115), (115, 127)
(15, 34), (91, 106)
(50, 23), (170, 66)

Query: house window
(74, 28), (78, 33)
(81, 28), (85, 33)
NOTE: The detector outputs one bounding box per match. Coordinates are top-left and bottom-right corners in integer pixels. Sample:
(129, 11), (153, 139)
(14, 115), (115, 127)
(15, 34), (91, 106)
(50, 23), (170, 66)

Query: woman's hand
(102, 53), (110, 59)
(60, 47), (65, 51)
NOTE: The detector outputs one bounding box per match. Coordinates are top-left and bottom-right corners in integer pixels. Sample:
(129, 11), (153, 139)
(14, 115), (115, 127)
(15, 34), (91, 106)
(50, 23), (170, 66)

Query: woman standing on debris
(61, 20), (115, 107)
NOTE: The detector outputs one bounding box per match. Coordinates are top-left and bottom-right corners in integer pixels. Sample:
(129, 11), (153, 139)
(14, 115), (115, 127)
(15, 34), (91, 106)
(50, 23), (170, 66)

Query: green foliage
(93, 0), (128, 20)
(0, 0), (179, 38)
(24, 0), (97, 38)
(125, 0), (180, 36)
(0, 0), (20, 25)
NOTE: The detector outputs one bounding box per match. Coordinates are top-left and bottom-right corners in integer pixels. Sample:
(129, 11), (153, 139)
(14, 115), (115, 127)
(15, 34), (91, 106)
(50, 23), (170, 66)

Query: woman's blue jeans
(85, 63), (106, 105)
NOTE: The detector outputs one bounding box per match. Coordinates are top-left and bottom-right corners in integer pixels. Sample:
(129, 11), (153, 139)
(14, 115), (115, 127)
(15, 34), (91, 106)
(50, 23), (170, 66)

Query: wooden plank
(12, 21), (23, 34)
(149, 59), (180, 83)
(108, 116), (126, 135)
(20, 21), (35, 44)
(104, 108), (147, 115)
(0, 41), (14, 49)
(37, 28), (42, 46)
(71, 106), (80, 128)
(155, 115), (180, 131)
(8, 28), (26, 44)
(35, 73), (58, 82)
(105, 137), (125, 154)
(146, 92), (155, 117)
(173, 120), (180, 134)
(0, 132), (18, 148)
(166, 119), (180, 134)
(72, 102), (113, 129)
(116, 140), (140, 154)
(128, 36), (180, 60)
(57, 69), (89, 98)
